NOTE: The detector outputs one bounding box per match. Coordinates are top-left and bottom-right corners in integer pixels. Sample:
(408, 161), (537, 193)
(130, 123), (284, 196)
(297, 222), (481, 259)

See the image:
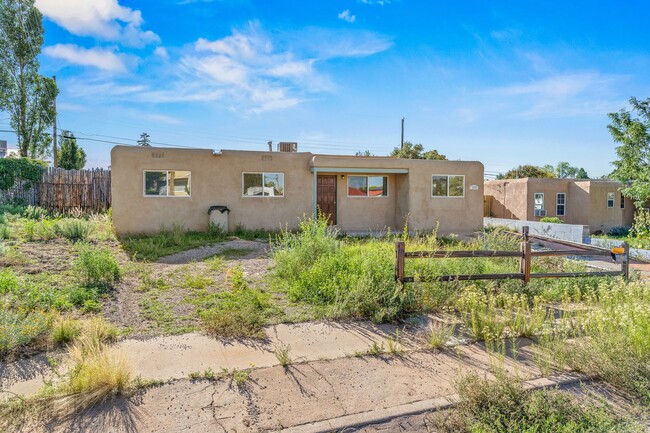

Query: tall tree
(609, 97), (650, 206)
(0, 0), (57, 159)
(390, 141), (447, 160)
(137, 132), (151, 147)
(542, 161), (589, 179)
(497, 165), (556, 179)
(57, 130), (86, 170)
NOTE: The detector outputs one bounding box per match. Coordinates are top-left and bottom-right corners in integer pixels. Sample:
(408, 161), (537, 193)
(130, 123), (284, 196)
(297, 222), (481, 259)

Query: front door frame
(316, 175), (337, 224)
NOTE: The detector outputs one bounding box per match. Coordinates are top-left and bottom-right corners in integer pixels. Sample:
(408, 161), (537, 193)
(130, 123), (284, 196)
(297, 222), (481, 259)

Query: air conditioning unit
(534, 209), (547, 217)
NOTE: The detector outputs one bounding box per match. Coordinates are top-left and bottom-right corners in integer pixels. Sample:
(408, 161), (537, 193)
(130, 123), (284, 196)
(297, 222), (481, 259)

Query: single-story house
(111, 145), (485, 236)
(484, 178), (635, 234)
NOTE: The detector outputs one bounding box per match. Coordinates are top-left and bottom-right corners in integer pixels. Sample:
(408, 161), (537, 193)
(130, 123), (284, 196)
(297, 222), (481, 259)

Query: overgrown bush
(51, 317), (81, 344)
(200, 272), (274, 339)
(608, 226), (631, 237)
(431, 371), (639, 432)
(56, 219), (95, 242)
(74, 244), (121, 289)
(540, 216), (564, 223)
(0, 310), (51, 356)
(548, 282), (650, 404)
(22, 205), (48, 220)
(631, 208), (650, 239)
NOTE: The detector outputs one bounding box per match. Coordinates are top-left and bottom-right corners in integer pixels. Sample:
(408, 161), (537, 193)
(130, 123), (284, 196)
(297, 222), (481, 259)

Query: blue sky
(2, 1), (649, 177)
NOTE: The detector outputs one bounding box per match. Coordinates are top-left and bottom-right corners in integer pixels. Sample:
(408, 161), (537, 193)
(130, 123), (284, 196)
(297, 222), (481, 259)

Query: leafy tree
(57, 130), (86, 170)
(0, 156), (44, 190)
(0, 0), (57, 159)
(575, 168), (589, 179)
(390, 141), (447, 160)
(496, 165), (555, 179)
(542, 162), (589, 179)
(137, 132), (151, 147)
(355, 150), (374, 156)
(609, 97), (650, 206)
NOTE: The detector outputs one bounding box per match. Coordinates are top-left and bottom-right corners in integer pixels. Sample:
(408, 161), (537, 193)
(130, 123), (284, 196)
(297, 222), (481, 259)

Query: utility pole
(52, 75), (57, 167)
(401, 117), (405, 150)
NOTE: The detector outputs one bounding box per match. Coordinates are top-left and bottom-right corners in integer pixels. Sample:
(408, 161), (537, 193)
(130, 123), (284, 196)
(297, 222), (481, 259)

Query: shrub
(200, 286), (273, 339)
(0, 310), (51, 355)
(74, 244), (121, 288)
(540, 216), (564, 223)
(56, 219), (95, 242)
(632, 208), (650, 239)
(51, 317), (81, 344)
(22, 205), (48, 220)
(431, 371), (639, 432)
(608, 226), (631, 237)
(0, 224), (9, 239)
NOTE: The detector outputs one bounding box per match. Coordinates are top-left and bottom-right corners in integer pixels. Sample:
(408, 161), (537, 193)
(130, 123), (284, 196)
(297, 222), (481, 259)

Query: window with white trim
(607, 192), (615, 208)
(347, 176), (388, 197)
(144, 171), (191, 197)
(431, 175), (464, 197)
(242, 172), (284, 197)
(534, 193), (544, 211)
(556, 193), (566, 216)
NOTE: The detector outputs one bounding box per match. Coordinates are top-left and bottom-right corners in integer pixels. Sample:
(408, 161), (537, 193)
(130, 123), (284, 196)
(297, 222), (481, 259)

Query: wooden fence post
(395, 241), (405, 284)
(520, 241), (531, 284)
(622, 242), (630, 280)
(522, 225), (529, 242)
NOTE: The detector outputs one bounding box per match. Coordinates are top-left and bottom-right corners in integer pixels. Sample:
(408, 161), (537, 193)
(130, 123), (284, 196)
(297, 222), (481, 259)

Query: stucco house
(111, 145), (484, 236)
(484, 178), (634, 234)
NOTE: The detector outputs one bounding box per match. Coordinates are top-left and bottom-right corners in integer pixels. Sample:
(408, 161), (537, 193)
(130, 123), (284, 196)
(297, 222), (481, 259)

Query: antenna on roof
(268, 141), (272, 152)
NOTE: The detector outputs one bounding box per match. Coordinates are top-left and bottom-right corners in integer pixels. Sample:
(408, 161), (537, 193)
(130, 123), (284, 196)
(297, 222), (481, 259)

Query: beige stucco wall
(586, 181), (627, 233)
(403, 160), (484, 235)
(111, 147), (315, 234)
(111, 146), (484, 236)
(484, 178), (634, 234)
(484, 179), (529, 220)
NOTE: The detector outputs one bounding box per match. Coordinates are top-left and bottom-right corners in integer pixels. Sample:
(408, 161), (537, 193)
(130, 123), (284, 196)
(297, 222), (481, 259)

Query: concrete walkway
(9, 336), (549, 433)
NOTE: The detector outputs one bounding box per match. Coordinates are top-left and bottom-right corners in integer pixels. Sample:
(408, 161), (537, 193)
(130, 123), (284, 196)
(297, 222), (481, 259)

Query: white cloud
(43, 44), (128, 72)
(153, 47), (169, 60)
(60, 22), (391, 114)
(359, 0), (391, 4)
(338, 10), (356, 23)
(34, 0), (159, 47)
(483, 72), (627, 118)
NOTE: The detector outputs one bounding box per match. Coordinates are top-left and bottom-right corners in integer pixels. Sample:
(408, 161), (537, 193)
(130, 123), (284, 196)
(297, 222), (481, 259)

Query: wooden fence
(395, 226), (629, 285)
(0, 168), (111, 214)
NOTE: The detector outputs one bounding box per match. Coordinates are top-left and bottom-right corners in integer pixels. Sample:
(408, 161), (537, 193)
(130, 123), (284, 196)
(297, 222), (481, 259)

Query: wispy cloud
(483, 72), (628, 118)
(34, 0), (159, 47)
(43, 44), (129, 72)
(55, 21), (391, 114)
(359, 0), (391, 5)
(338, 10), (356, 23)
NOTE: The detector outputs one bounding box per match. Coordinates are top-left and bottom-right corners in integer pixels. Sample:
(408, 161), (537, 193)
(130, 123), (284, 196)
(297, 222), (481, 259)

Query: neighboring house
(0, 140), (18, 158)
(484, 178), (634, 234)
(111, 145), (485, 236)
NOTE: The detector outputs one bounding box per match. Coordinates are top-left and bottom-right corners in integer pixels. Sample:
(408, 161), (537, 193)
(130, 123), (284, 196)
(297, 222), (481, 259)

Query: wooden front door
(317, 175), (337, 224)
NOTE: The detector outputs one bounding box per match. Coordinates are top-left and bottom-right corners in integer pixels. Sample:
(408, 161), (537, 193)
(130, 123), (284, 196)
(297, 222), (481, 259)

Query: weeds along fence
(1, 168), (111, 214)
(395, 227), (630, 285)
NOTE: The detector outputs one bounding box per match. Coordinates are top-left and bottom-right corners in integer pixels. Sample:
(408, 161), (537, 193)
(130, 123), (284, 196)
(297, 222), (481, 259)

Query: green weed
(74, 244), (121, 289)
(274, 343), (292, 366)
(56, 219), (95, 242)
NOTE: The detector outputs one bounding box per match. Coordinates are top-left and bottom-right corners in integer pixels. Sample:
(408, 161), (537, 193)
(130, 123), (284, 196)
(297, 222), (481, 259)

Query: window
(242, 172), (284, 197)
(556, 193), (566, 216)
(144, 171), (191, 197)
(621, 193), (625, 209)
(348, 175), (388, 197)
(534, 193), (544, 211)
(431, 175), (464, 197)
(607, 192), (615, 208)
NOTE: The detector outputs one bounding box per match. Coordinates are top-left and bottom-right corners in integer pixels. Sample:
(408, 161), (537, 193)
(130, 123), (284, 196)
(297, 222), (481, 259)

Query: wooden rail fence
(1, 168), (111, 214)
(395, 226), (629, 285)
